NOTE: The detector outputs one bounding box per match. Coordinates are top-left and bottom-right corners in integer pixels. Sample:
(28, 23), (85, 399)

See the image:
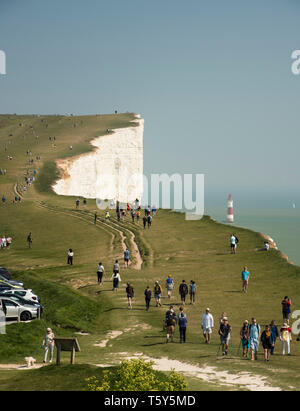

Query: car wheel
(20, 311), (31, 321)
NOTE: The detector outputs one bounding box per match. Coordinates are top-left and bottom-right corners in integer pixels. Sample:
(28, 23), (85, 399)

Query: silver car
(0, 297), (39, 321)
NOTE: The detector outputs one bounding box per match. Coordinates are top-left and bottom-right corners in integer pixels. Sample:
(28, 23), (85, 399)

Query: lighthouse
(227, 194), (234, 223)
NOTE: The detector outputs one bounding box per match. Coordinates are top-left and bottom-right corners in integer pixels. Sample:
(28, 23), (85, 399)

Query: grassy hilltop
(0, 113), (299, 391)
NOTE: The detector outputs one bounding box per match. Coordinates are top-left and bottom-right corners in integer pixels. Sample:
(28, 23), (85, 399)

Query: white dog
(24, 357), (36, 368)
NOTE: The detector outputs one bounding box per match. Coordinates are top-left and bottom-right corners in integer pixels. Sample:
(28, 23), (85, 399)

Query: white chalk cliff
(52, 115), (144, 203)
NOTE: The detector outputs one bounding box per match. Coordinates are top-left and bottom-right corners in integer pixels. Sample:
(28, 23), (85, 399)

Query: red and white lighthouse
(227, 194), (234, 223)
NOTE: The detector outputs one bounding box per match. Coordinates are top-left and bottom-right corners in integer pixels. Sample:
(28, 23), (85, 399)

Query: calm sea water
(205, 206), (300, 267)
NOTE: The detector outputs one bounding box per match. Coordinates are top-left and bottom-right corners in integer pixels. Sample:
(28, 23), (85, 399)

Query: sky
(0, 0), (300, 208)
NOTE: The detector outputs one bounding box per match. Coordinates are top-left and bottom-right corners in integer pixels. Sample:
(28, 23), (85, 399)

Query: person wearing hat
(240, 320), (250, 358)
(126, 282), (134, 309)
(280, 323), (292, 355)
(42, 328), (55, 363)
(154, 281), (162, 307)
(201, 308), (214, 344)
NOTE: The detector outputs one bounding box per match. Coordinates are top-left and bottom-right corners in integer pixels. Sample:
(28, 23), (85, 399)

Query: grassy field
(0, 113), (299, 391)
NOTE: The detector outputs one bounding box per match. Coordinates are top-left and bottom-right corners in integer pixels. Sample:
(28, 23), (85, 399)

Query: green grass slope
(0, 114), (299, 391)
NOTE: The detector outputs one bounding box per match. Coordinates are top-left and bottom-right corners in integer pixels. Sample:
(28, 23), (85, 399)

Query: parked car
(0, 279), (23, 290)
(0, 293), (43, 315)
(0, 267), (11, 281)
(0, 288), (40, 303)
(0, 275), (24, 287)
(0, 297), (39, 321)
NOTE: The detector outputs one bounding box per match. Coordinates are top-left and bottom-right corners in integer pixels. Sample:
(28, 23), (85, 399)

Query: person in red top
(281, 296), (292, 325)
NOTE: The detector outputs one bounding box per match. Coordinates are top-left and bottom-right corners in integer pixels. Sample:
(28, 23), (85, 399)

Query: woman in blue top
(270, 320), (279, 355)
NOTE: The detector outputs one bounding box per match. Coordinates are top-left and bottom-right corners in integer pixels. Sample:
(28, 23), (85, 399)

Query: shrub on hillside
(86, 358), (187, 391)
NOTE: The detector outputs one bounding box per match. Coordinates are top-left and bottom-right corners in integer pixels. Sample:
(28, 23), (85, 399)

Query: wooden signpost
(54, 337), (80, 365)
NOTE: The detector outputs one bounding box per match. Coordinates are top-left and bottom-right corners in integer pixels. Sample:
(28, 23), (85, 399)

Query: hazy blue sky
(0, 0), (300, 208)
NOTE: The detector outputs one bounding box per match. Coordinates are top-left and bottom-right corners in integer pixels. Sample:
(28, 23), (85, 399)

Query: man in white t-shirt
(201, 308), (214, 344)
(230, 234), (237, 254)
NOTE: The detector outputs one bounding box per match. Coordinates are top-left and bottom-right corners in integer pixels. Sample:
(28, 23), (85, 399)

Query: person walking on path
(280, 323), (292, 356)
(154, 281), (163, 307)
(189, 280), (196, 304)
(113, 260), (119, 275)
(179, 280), (188, 305)
(126, 282), (134, 309)
(144, 286), (152, 311)
(166, 275), (174, 299)
(201, 308), (214, 344)
(75, 198), (80, 209)
(165, 306), (177, 343)
(177, 307), (187, 343)
(131, 209), (136, 223)
(94, 212), (97, 225)
(147, 214), (152, 229)
(270, 320), (279, 355)
(143, 215), (147, 229)
(67, 249), (74, 265)
(111, 271), (121, 292)
(27, 232), (32, 249)
(249, 317), (261, 361)
(260, 324), (273, 362)
(241, 266), (250, 293)
(97, 262), (105, 285)
(136, 210), (140, 224)
(281, 296), (292, 325)
(219, 317), (232, 356)
(42, 328), (55, 364)
(240, 320), (250, 358)
(124, 249), (130, 268)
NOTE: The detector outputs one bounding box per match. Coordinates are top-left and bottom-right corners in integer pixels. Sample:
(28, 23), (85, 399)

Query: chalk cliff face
(52, 116), (144, 203)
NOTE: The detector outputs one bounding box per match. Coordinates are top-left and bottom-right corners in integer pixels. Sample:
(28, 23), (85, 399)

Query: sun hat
(206, 308), (210, 311)
(282, 323), (288, 328)
(47, 328), (51, 332)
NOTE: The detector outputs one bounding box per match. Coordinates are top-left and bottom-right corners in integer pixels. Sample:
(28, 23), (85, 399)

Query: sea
(205, 206), (300, 267)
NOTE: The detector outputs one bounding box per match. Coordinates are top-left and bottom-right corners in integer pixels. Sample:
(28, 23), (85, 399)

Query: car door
(3, 299), (19, 318)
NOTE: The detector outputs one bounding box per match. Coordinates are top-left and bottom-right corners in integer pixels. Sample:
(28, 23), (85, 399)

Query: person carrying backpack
(177, 307), (187, 343)
(179, 280), (188, 305)
(249, 317), (261, 361)
(166, 275), (174, 299)
(218, 317), (232, 356)
(111, 271), (121, 292)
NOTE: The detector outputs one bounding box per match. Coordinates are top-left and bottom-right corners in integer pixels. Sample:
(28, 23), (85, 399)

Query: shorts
(166, 325), (175, 335)
(283, 312), (290, 320)
(124, 258), (129, 262)
(250, 338), (259, 351)
(243, 279), (248, 286)
(155, 293), (161, 300)
(203, 327), (212, 334)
